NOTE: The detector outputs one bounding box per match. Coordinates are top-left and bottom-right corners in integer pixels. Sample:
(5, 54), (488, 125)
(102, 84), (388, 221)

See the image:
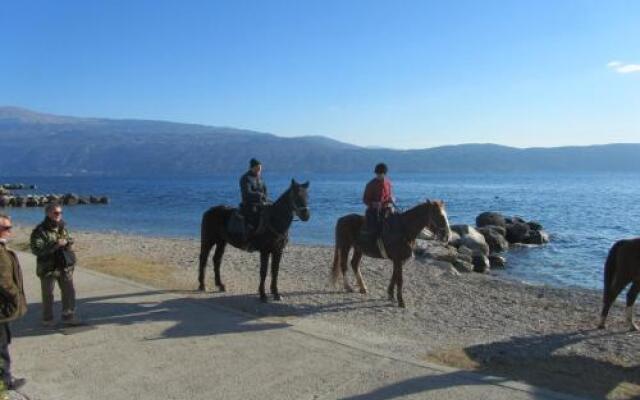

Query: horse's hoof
(398, 301), (406, 308)
(260, 295), (268, 303)
(359, 287), (368, 295)
(217, 285), (226, 292)
(197, 284), (206, 292)
(273, 294), (282, 301)
(597, 324), (605, 330)
(630, 323), (639, 332)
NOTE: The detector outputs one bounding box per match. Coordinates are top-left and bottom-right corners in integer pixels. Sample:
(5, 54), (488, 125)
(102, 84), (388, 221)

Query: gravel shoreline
(11, 226), (640, 399)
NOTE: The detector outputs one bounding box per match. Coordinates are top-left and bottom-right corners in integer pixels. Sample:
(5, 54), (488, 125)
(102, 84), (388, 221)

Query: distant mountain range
(1, 106), (639, 176)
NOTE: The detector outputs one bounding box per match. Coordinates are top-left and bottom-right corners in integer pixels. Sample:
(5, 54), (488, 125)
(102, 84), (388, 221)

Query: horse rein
(289, 188), (309, 222)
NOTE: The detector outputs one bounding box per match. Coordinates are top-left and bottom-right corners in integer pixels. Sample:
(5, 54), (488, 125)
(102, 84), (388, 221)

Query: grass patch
(81, 255), (191, 291)
(425, 347), (479, 370)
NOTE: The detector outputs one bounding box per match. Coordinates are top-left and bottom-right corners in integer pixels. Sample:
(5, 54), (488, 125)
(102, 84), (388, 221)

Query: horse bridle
(289, 188), (309, 221)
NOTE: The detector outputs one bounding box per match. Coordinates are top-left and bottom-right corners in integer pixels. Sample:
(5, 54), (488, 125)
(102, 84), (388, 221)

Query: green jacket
(0, 242), (27, 323)
(30, 220), (74, 278)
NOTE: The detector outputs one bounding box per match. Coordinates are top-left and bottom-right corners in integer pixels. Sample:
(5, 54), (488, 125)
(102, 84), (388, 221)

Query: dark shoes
(62, 314), (82, 326)
(7, 377), (26, 390)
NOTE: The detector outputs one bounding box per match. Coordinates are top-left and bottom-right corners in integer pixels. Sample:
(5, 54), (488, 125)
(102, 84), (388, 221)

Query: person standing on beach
(30, 203), (79, 327)
(363, 163), (395, 238)
(239, 158), (268, 235)
(0, 213), (27, 396)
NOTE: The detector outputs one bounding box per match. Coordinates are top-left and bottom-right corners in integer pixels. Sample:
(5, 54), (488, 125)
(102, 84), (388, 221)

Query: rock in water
(453, 225), (490, 256)
(476, 212), (507, 228)
(524, 229), (550, 245)
(506, 222), (530, 244)
(472, 254), (490, 273)
(477, 226), (509, 253)
(489, 254), (506, 268)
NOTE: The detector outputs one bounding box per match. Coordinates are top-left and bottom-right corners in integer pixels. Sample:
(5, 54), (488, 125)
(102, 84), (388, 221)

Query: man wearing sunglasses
(30, 203), (79, 327)
(0, 213), (27, 396)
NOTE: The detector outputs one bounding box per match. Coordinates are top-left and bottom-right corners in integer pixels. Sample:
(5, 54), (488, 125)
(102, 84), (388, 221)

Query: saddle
(226, 207), (268, 251)
(357, 211), (402, 259)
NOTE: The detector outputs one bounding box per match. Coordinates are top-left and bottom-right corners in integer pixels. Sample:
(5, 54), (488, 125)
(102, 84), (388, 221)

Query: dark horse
(598, 238), (640, 331)
(198, 179), (310, 302)
(331, 200), (451, 308)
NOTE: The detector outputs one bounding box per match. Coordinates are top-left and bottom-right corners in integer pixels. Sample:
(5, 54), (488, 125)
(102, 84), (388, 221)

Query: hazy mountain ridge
(1, 107), (639, 176)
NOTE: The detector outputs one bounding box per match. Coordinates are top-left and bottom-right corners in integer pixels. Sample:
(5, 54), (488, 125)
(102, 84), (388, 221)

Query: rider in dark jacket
(239, 158), (268, 232)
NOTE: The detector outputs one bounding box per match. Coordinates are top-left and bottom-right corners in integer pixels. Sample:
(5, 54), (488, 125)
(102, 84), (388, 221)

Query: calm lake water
(4, 172), (640, 290)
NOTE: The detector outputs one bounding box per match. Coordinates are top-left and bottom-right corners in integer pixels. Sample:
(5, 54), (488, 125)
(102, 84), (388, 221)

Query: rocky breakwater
(0, 193), (110, 208)
(414, 211), (549, 275)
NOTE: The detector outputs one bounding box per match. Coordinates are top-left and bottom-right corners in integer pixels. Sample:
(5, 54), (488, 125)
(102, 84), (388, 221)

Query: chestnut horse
(598, 238), (640, 331)
(331, 200), (451, 307)
(198, 179), (310, 302)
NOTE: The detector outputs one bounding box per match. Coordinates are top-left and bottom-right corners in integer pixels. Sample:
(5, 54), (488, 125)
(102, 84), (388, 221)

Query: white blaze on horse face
(440, 206), (452, 242)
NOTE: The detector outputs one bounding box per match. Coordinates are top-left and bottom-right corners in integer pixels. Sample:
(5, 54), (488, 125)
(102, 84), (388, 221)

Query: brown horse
(198, 179), (310, 302)
(598, 238), (640, 331)
(331, 200), (451, 307)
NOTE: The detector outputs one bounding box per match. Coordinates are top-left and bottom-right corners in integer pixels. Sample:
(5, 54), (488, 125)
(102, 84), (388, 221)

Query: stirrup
(377, 238), (390, 259)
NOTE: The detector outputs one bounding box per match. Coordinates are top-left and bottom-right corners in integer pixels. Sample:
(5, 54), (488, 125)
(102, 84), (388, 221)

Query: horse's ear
(291, 179), (298, 187)
(301, 181), (310, 189)
(425, 198), (431, 205)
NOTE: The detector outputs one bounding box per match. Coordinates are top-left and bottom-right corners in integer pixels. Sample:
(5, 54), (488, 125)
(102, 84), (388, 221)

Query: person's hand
(57, 239), (68, 247)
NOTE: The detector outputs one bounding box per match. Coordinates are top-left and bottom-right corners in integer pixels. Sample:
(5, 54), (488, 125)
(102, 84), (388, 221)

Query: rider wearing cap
(239, 158), (268, 234)
(363, 163), (394, 237)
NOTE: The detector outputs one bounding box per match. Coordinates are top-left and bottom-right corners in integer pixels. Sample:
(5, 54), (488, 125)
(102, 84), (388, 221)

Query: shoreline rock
(415, 211), (549, 276)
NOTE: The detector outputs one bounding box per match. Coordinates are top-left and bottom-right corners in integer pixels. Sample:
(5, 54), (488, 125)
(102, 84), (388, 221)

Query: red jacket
(363, 177), (393, 209)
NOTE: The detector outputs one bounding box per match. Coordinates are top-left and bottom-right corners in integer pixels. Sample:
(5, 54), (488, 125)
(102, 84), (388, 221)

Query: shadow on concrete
(12, 290), (291, 339)
(339, 371), (512, 400)
(340, 331), (640, 400)
(463, 331), (640, 400)
(12, 288), (386, 340)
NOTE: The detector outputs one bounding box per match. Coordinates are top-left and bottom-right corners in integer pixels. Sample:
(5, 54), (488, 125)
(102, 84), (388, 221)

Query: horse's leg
(395, 260), (405, 308)
(213, 241), (227, 292)
(198, 240), (214, 291)
(599, 278), (628, 329)
(625, 281), (640, 331)
(271, 249), (283, 301)
(350, 249), (367, 294)
(387, 262), (397, 302)
(341, 246), (354, 292)
(259, 251), (270, 303)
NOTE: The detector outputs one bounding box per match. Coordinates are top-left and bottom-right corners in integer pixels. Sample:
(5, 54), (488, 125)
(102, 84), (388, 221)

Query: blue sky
(1, 0), (639, 149)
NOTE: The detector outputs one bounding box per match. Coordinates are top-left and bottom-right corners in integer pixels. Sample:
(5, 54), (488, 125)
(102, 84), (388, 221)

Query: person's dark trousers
(365, 208), (382, 236)
(40, 272), (76, 322)
(0, 323), (11, 389)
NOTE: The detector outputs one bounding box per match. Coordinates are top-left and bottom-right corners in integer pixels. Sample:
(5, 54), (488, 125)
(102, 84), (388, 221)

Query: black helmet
(249, 158), (261, 168)
(374, 163), (388, 174)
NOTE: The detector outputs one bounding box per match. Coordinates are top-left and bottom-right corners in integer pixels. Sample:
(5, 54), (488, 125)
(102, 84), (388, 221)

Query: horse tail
(604, 240), (623, 301)
(331, 223), (343, 287)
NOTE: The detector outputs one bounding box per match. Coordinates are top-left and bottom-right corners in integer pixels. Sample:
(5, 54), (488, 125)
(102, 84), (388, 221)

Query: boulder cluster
(0, 193), (109, 208)
(415, 211), (549, 274)
(0, 183), (37, 192)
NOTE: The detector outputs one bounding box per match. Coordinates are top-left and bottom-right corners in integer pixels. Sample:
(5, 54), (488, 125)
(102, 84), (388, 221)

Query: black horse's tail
(603, 240), (623, 301)
(331, 219), (344, 287)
